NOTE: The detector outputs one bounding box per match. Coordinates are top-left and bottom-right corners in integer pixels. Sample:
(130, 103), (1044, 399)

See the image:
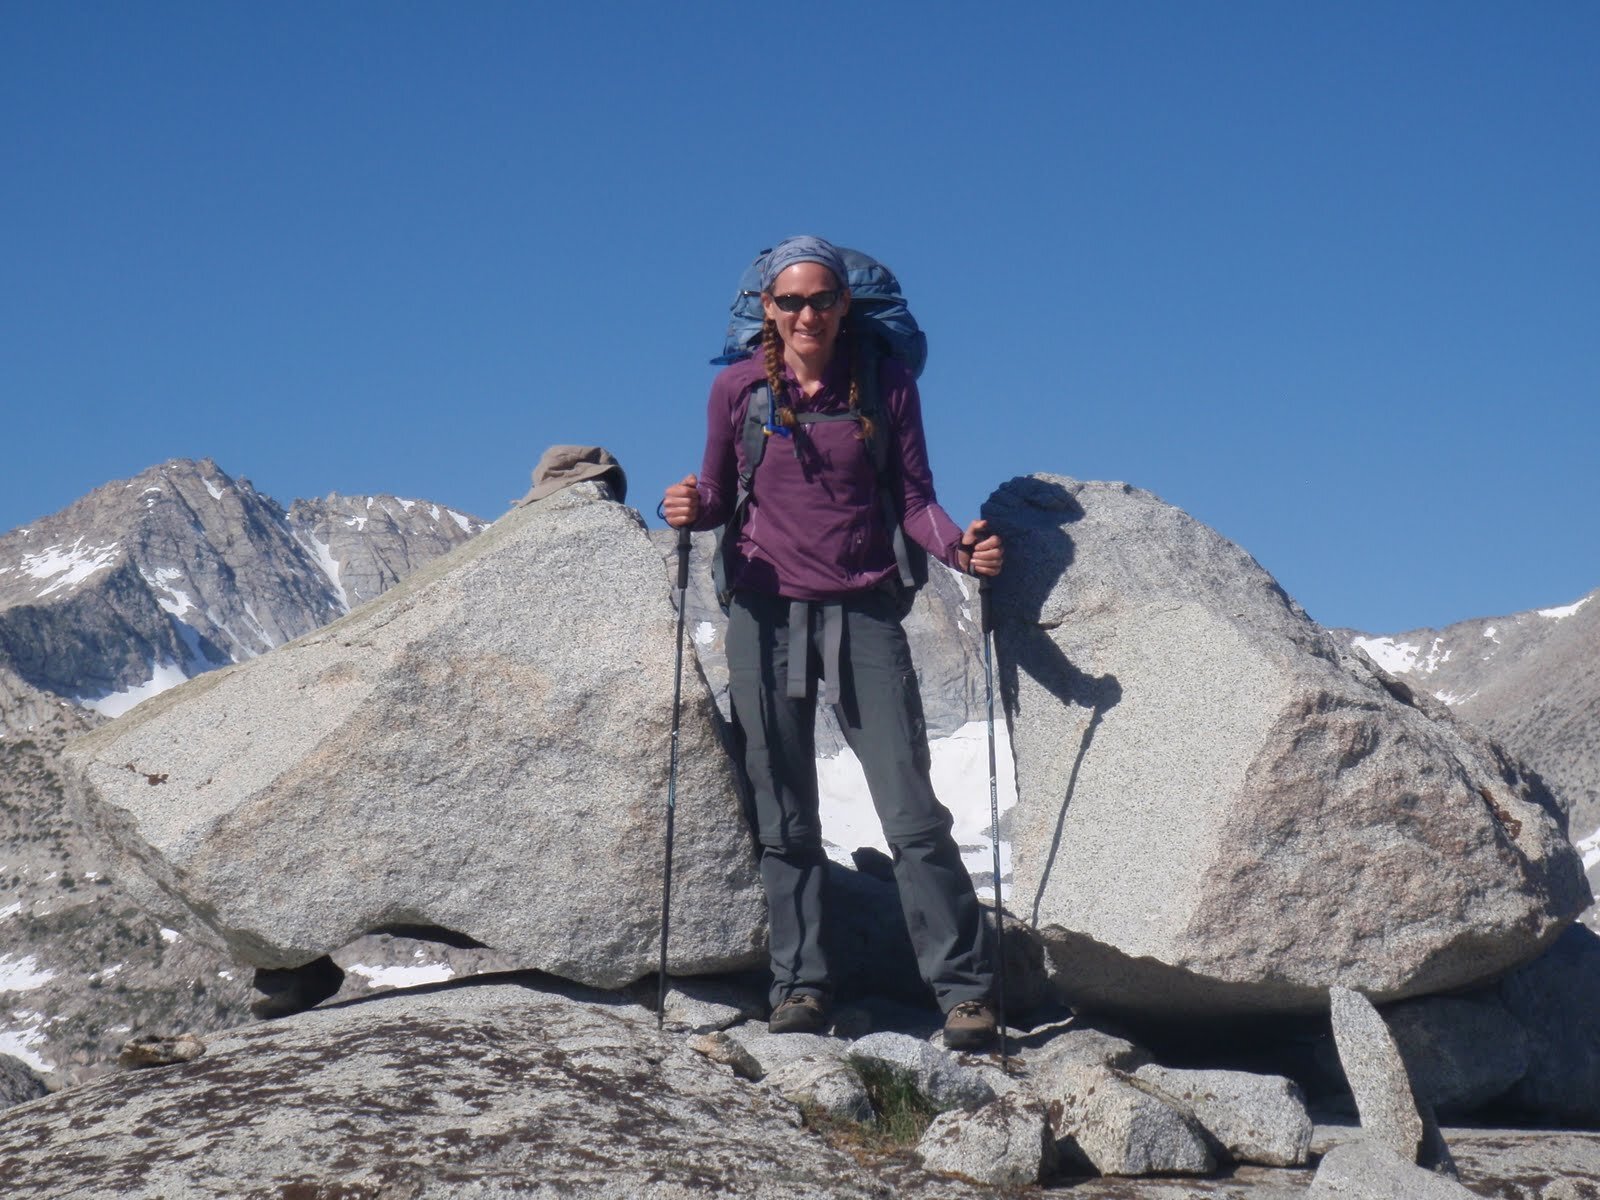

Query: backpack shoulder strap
(850, 337), (925, 593)
(739, 384), (772, 491)
(852, 335), (893, 477)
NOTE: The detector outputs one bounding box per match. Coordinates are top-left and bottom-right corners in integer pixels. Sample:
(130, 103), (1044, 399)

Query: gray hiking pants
(726, 588), (994, 1013)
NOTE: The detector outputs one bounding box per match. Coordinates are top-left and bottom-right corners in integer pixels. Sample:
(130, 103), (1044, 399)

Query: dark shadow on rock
(824, 859), (929, 1008)
(314, 967), (645, 1015)
(369, 923), (488, 950)
(980, 477), (1122, 928)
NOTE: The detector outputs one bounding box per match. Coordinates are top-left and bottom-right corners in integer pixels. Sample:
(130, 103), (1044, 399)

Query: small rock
(118, 1033), (206, 1069)
(1329, 987), (1425, 1162)
(917, 1096), (1058, 1186)
(723, 1025), (848, 1079)
(848, 1032), (996, 1112)
(1047, 1062), (1214, 1177)
(1026, 1022), (1152, 1073)
(1133, 1064), (1314, 1167)
(686, 1032), (762, 1082)
(1307, 1139), (1477, 1198)
(765, 1056), (873, 1123)
(660, 978), (764, 1034)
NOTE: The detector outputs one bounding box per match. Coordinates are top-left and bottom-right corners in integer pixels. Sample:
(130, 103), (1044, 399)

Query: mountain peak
(0, 461), (485, 727)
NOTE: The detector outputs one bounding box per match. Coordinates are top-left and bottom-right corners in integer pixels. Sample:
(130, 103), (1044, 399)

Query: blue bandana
(759, 236), (848, 294)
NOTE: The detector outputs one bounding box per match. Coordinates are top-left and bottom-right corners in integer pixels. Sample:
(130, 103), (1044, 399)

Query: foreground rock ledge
(0, 978), (956, 1199)
(985, 474), (1590, 1018)
(62, 487), (765, 984)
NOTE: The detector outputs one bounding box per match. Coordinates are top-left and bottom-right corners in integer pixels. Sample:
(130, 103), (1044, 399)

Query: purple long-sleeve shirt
(692, 350), (967, 601)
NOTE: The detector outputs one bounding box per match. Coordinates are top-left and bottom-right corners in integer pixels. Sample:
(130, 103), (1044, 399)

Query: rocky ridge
(0, 457), (486, 718)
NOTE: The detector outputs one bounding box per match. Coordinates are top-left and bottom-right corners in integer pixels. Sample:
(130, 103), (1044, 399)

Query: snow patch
(1539, 596), (1592, 620)
(0, 1025), (52, 1074)
(204, 477), (227, 500)
(1351, 636), (1448, 676)
(1484, 625), (1501, 643)
(1578, 825), (1600, 872)
(448, 510), (473, 533)
(692, 621), (717, 648)
(344, 516), (369, 531)
(1434, 689), (1478, 706)
(141, 566), (196, 618)
(0, 954), (56, 992)
(294, 532), (350, 614)
(21, 538), (121, 597)
(398, 499), (417, 511)
(345, 962), (456, 989)
(0, 901), (21, 920)
(77, 659), (191, 717)
(160, 928), (180, 943)
(818, 721), (1017, 901)
(241, 602), (276, 649)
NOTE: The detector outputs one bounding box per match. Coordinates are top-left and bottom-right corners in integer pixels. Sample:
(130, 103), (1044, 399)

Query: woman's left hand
(958, 519), (1003, 577)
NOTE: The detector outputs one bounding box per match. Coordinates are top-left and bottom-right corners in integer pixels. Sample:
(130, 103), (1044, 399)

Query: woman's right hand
(662, 475), (700, 528)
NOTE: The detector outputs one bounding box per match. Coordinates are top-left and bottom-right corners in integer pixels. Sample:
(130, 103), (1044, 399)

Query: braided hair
(759, 316), (875, 442)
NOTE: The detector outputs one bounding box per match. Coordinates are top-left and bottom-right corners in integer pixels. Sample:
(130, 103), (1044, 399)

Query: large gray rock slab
(0, 978), (955, 1199)
(917, 1095), (1058, 1186)
(984, 474), (1589, 1017)
(1044, 1061), (1215, 1177)
(1384, 992), (1532, 1116)
(61, 485), (765, 985)
(1307, 1139), (1477, 1198)
(1132, 1064), (1314, 1166)
(1500, 922), (1600, 1125)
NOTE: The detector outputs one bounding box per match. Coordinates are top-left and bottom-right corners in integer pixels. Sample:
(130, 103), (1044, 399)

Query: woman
(662, 236), (1004, 1048)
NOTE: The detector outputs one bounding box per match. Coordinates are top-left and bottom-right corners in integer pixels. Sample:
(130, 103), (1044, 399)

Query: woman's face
(762, 261), (850, 360)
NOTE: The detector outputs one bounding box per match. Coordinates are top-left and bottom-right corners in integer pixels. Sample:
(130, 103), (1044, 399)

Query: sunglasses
(771, 289), (843, 314)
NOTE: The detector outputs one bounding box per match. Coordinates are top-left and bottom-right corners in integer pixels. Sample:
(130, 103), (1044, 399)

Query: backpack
(709, 245), (929, 612)
(711, 245), (928, 378)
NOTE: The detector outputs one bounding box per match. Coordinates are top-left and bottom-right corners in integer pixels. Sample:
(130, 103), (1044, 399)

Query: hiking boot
(768, 993), (828, 1035)
(942, 1000), (997, 1050)
(250, 955), (345, 1020)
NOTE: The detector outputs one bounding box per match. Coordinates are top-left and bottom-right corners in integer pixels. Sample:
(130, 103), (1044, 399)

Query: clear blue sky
(4, 2), (1596, 633)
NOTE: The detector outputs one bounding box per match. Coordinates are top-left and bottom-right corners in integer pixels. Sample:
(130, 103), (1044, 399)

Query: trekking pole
(658, 526), (692, 1030)
(980, 572), (1009, 1073)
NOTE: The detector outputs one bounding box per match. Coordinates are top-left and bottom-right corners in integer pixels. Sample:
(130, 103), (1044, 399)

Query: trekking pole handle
(675, 527), (691, 591)
(979, 572), (993, 636)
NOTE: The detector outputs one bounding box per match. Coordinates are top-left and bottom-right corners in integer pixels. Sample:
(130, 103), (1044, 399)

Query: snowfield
(818, 720), (1017, 899)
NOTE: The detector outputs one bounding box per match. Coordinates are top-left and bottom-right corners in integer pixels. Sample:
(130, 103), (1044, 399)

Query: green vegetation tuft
(800, 1059), (938, 1157)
